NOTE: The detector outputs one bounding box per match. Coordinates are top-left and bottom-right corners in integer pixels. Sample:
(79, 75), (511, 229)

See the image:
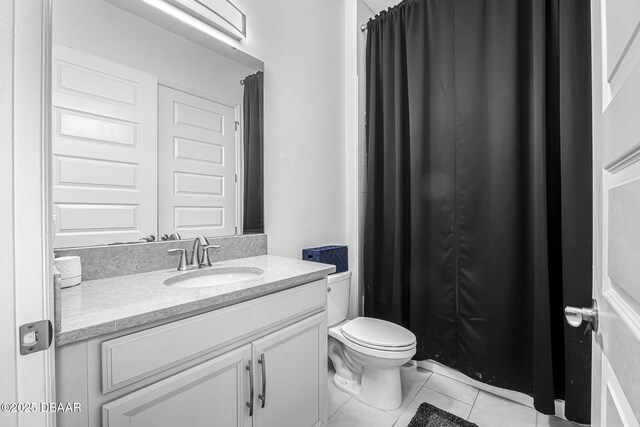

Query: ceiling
(362, 0), (401, 14)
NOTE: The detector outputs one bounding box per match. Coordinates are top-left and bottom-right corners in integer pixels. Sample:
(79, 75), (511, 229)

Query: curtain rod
(242, 70), (264, 85)
(360, 24), (367, 32)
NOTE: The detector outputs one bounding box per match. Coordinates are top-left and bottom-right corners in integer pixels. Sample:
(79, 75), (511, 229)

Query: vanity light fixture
(139, 0), (240, 46)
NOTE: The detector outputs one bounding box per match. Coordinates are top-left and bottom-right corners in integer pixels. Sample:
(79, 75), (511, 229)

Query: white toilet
(327, 271), (417, 411)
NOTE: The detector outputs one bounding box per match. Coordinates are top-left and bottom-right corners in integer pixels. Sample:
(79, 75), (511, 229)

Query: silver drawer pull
(258, 353), (266, 408)
(246, 363), (254, 416)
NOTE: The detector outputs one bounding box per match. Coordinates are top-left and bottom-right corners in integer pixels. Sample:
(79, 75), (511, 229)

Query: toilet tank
(327, 271), (352, 326)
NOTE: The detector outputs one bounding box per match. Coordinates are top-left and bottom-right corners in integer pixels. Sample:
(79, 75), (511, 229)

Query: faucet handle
(167, 248), (188, 271)
(201, 245), (221, 267)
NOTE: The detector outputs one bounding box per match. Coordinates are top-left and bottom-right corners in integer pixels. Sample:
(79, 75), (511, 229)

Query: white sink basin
(164, 267), (264, 289)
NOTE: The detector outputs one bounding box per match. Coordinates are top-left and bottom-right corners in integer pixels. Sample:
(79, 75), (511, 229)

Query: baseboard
(414, 360), (574, 423)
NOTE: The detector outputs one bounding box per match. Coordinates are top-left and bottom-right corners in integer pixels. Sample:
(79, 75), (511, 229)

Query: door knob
(565, 299), (598, 332)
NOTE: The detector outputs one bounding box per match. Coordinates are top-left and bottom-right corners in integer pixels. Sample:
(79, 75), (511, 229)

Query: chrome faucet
(167, 236), (222, 271)
(190, 235), (210, 268)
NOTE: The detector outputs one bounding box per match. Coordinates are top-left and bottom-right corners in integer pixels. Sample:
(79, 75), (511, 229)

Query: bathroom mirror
(51, 0), (264, 249)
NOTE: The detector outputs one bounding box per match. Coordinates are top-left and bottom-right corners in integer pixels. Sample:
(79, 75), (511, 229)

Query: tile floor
(327, 364), (583, 427)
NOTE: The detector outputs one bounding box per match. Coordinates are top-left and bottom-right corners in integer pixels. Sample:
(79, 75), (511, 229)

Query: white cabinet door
(158, 85), (238, 239)
(52, 44), (158, 248)
(252, 313), (327, 427)
(102, 344), (252, 427)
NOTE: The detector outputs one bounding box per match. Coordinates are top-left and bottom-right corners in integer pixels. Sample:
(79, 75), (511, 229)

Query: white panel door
(252, 313), (327, 427)
(591, 0), (640, 425)
(158, 85), (237, 238)
(102, 344), (252, 427)
(0, 1), (55, 426)
(52, 44), (157, 248)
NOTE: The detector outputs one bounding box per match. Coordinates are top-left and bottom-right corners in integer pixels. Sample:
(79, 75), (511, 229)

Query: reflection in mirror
(242, 71), (264, 234)
(51, 0), (264, 249)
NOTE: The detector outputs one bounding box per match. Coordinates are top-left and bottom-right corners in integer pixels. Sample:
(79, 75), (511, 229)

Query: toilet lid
(341, 317), (416, 349)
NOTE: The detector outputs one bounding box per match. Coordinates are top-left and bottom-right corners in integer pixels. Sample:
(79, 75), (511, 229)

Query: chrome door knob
(565, 299), (598, 332)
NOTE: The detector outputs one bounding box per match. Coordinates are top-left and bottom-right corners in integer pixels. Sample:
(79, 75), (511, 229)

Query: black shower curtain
(243, 71), (264, 234)
(363, 0), (592, 422)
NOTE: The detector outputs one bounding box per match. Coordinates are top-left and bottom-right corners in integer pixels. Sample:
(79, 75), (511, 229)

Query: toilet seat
(340, 317), (416, 352)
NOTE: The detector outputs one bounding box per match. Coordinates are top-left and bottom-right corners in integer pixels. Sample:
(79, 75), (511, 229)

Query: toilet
(327, 271), (417, 411)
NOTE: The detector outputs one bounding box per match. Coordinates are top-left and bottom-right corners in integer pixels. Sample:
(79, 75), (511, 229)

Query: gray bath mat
(408, 402), (478, 427)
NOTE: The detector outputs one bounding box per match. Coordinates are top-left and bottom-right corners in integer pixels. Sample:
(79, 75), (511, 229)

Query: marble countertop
(57, 255), (335, 346)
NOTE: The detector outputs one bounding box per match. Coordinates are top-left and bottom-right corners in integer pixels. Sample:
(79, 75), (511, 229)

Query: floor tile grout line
(382, 369), (432, 419)
(471, 389), (480, 407)
(328, 396), (352, 421)
(422, 380), (479, 408)
(327, 369), (550, 427)
(389, 377), (434, 427)
(410, 385), (474, 421)
(328, 367), (432, 424)
(392, 415), (407, 427)
(467, 389), (481, 420)
(383, 376), (431, 421)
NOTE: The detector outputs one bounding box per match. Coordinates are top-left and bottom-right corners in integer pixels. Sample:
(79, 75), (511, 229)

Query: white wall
(233, 0), (348, 258)
(344, 0), (373, 318)
(356, 0), (374, 314)
(52, 0), (254, 108)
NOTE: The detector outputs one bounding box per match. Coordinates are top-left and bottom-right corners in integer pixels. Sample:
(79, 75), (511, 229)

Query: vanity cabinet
(56, 279), (328, 427)
(102, 313), (326, 427)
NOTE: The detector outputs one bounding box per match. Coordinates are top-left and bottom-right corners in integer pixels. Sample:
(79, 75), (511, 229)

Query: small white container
(54, 256), (82, 288)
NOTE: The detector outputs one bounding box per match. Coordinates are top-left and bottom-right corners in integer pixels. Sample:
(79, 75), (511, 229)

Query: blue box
(302, 245), (348, 273)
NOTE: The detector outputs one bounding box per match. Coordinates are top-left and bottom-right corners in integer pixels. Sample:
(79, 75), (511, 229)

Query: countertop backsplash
(54, 234), (267, 282)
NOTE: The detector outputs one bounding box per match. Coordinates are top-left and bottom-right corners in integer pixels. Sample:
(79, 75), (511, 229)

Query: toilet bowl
(326, 272), (416, 410)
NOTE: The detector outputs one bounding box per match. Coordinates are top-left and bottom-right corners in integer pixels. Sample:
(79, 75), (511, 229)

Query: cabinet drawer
(102, 279), (326, 393)
(102, 344), (252, 427)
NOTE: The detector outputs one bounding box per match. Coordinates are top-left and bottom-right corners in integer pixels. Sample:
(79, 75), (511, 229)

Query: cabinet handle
(258, 353), (266, 408)
(246, 363), (254, 416)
